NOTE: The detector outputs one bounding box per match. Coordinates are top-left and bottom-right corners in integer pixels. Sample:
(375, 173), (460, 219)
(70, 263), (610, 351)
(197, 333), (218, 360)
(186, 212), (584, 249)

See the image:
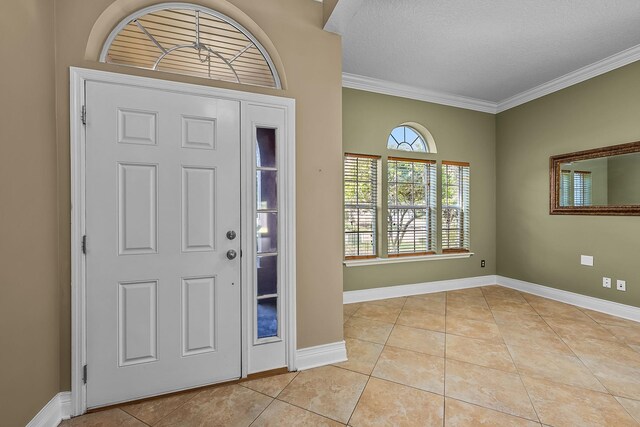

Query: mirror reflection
(559, 152), (640, 207)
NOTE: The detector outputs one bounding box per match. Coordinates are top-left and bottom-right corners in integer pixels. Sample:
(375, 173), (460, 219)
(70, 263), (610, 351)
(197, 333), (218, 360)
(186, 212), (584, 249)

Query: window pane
(257, 212), (278, 253)
(256, 129), (276, 167)
(257, 171), (277, 210)
(442, 163), (470, 251)
(387, 125), (428, 152)
(344, 155), (378, 258)
(257, 297), (278, 339)
(257, 255), (277, 296)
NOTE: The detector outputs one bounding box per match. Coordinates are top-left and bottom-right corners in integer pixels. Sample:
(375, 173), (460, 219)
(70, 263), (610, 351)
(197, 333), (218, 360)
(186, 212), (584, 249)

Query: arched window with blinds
(100, 4), (281, 88)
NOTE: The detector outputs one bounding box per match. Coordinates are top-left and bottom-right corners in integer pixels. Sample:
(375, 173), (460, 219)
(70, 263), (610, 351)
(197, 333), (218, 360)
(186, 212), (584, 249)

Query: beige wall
(497, 60), (640, 307)
(52, 0), (343, 392)
(343, 89), (496, 291)
(0, 0), (61, 425)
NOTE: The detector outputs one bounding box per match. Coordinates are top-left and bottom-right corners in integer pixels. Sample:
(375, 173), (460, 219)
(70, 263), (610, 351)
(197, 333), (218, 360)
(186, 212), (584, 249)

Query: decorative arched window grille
(100, 3), (281, 89)
(386, 123), (437, 153)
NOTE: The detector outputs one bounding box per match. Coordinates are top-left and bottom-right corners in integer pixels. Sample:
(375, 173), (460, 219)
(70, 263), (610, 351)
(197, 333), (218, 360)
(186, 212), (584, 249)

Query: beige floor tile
(445, 398), (541, 427)
(335, 338), (383, 375)
(278, 365), (367, 424)
(349, 377), (444, 427)
(507, 344), (606, 392)
(240, 372), (298, 398)
(344, 303), (361, 318)
(522, 376), (637, 427)
(352, 303), (402, 323)
(343, 316), (394, 344)
(446, 304), (495, 322)
(630, 343), (640, 353)
(544, 316), (618, 342)
(447, 287), (484, 298)
(615, 396), (640, 423)
(446, 316), (502, 342)
(386, 324), (445, 357)
(446, 334), (516, 373)
(252, 400), (343, 426)
(491, 310), (547, 329)
(366, 297), (407, 309)
(524, 296), (588, 320)
(498, 324), (574, 356)
(582, 309), (640, 328)
(579, 356), (640, 400)
(61, 409), (146, 427)
(371, 346), (444, 394)
(603, 323), (640, 346)
(445, 359), (538, 421)
(404, 294), (446, 314)
(482, 286), (526, 302)
(563, 336), (640, 366)
(396, 308), (445, 332)
(447, 294), (489, 309)
(120, 390), (199, 425)
(486, 296), (537, 315)
(155, 384), (272, 427)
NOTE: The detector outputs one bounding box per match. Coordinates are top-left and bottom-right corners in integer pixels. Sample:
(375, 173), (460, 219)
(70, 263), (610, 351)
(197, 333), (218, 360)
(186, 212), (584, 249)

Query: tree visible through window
(387, 158), (436, 256)
(344, 154), (379, 258)
(442, 161), (470, 252)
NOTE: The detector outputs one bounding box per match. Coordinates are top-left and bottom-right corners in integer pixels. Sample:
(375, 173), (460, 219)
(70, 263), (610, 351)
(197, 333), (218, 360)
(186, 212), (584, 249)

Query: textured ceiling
(338, 0), (640, 103)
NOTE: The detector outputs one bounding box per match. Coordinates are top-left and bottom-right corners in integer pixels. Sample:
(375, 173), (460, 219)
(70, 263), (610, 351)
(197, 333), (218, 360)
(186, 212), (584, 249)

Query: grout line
(247, 398), (277, 426)
(486, 287), (542, 424)
(116, 408), (152, 426)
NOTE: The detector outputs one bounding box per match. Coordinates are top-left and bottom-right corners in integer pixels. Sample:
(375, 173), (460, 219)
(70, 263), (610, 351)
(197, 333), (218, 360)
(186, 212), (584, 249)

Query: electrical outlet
(481, 260), (486, 268)
(617, 280), (626, 291)
(603, 277), (611, 288)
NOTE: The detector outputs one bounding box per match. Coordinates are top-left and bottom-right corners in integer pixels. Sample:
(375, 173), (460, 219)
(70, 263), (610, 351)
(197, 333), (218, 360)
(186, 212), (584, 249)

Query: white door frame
(70, 67), (296, 416)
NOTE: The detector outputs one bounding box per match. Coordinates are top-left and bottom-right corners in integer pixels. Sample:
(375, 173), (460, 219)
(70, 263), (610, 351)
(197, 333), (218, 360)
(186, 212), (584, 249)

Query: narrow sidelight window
(442, 161), (470, 252)
(344, 154), (379, 259)
(387, 158), (437, 256)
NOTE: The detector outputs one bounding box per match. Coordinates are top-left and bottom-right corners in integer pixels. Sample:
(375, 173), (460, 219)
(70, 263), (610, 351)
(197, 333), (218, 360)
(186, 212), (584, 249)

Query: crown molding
(342, 72), (498, 114)
(343, 43), (640, 114)
(496, 43), (640, 113)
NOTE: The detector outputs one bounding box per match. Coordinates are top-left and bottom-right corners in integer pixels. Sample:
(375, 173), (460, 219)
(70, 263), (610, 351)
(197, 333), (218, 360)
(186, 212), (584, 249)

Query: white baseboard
(296, 341), (347, 370)
(27, 392), (71, 427)
(497, 275), (640, 323)
(343, 275), (498, 304)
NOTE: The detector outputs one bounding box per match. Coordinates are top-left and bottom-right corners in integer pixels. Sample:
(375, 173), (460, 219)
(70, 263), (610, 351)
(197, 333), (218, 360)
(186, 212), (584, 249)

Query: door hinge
(83, 365), (87, 384)
(82, 235), (87, 255)
(81, 105), (86, 126)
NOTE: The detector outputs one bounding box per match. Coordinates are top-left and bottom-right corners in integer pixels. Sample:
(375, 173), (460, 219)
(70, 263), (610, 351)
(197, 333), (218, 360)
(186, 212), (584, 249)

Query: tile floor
(61, 285), (640, 426)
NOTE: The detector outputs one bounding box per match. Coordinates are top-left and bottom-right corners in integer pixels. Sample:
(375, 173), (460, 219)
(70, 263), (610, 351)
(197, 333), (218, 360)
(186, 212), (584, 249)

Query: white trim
(26, 392), (71, 427)
(70, 67), (296, 416)
(343, 43), (640, 114)
(342, 72), (498, 114)
(99, 2), (282, 89)
(343, 275), (498, 304)
(496, 43), (640, 113)
(497, 275), (640, 323)
(295, 341), (347, 370)
(344, 252), (473, 267)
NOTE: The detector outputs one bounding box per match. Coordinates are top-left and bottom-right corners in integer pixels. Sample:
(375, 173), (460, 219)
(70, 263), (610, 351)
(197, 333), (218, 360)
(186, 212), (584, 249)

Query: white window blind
(573, 171), (592, 206)
(387, 157), (437, 256)
(442, 161), (470, 252)
(560, 170), (571, 207)
(344, 154), (379, 259)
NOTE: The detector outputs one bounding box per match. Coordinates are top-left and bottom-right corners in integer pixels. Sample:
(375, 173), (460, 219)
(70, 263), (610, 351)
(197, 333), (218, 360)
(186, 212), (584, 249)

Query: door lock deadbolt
(226, 230), (237, 240)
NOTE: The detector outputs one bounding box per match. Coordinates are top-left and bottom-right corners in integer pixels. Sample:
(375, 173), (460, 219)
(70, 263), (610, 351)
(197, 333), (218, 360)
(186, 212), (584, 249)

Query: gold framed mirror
(550, 141), (640, 215)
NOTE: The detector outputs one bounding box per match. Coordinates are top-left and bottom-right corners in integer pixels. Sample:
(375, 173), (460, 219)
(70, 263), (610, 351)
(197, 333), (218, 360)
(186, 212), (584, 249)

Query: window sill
(344, 252), (473, 267)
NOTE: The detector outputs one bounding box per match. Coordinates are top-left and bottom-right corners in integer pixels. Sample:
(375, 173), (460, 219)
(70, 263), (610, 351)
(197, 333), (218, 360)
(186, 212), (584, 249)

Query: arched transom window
(387, 125), (427, 152)
(100, 3), (281, 88)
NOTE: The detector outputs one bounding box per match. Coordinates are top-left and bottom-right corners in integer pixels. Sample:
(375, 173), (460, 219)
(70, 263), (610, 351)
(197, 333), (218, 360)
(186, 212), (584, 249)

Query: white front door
(85, 81), (241, 407)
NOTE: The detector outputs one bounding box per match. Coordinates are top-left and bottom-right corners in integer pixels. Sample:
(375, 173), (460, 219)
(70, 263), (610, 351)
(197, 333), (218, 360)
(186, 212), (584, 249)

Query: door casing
(70, 67), (296, 416)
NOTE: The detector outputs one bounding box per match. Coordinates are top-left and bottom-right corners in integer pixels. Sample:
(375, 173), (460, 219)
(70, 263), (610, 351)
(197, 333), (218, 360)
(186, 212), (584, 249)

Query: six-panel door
(85, 82), (241, 407)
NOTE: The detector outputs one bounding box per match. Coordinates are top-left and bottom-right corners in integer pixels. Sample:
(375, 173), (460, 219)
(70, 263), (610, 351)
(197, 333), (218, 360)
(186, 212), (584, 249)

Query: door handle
(226, 230), (237, 240)
(226, 249), (237, 260)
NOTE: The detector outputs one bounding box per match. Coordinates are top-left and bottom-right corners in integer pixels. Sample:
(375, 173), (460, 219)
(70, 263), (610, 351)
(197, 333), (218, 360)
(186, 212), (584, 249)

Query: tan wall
(343, 89), (496, 291)
(496, 60), (640, 307)
(0, 0), (60, 425)
(54, 0), (343, 390)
